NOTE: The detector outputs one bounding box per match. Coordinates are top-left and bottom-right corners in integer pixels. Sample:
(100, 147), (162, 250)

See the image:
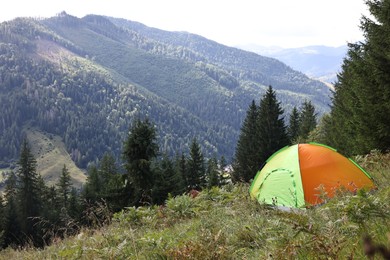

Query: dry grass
(25, 128), (86, 188)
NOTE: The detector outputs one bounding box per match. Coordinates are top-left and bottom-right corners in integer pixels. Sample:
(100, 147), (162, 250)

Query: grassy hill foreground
(2, 152), (390, 259)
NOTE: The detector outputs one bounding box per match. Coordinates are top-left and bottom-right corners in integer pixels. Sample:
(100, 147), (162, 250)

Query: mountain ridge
(0, 13), (332, 184)
(238, 44), (347, 83)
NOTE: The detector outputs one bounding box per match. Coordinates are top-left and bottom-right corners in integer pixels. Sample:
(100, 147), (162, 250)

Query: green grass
(1, 151), (390, 259)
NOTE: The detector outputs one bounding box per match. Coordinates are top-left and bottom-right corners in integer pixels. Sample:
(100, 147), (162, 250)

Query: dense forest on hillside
(0, 88), (319, 248)
(0, 12), (331, 171)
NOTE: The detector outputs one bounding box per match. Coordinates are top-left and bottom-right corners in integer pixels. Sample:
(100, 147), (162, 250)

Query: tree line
(0, 85), (316, 249)
(0, 118), (231, 248)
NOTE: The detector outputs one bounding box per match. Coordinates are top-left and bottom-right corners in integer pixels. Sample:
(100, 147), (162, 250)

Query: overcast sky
(0, 0), (370, 48)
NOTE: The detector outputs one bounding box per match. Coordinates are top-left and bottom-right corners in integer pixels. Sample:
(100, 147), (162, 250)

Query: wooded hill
(0, 12), (331, 170)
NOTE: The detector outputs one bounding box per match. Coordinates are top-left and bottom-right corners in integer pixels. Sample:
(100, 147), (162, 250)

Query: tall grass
(1, 152), (389, 259)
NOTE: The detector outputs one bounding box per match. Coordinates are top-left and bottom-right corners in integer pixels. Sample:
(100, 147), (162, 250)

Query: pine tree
(57, 164), (72, 209)
(288, 106), (300, 143)
(298, 100), (317, 141)
(233, 100), (260, 182)
(186, 138), (206, 190)
(16, 139), (42, 246)
(122, 118), (159, 205)
(257, 86), (289, 168)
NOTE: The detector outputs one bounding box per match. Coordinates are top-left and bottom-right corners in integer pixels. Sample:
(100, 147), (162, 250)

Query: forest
(0, 0), (390, 257)
(0, 85), (318, 248)
(0, 8), (331, 169)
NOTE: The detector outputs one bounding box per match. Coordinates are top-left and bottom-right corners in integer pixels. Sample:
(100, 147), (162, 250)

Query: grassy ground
(26, 128), (86, 188)
(1, 151), (389, 259)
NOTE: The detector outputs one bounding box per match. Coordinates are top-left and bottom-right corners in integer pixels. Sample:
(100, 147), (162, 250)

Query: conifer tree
(57, 164), (72, 209)
(233, 100), (260, 182)
(122, 118), (159, 205)
(99, 153), (119, 195)
(206, 156), (220, 188)
(2, 172), (20, 248)
(16, 139), (42, 246)
(288, 106), (300, 143)
(68, 187), (82, 221)
(98, 153), (124, 210)
(84, 165), (101, 201)
(152, 154), (185, 204)
(40, 184), (61, 239)
(298, 100), (317, 141)
(186, 138), (206, 189)
(257, 86), (289, 168)
(326, 0), (390, 154)
(176, 153), (188, 189)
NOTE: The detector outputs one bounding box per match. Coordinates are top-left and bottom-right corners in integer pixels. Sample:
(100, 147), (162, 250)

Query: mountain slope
(107, 16), (331, 108)
(0, 13), (331, 178)
(25, 128), (86, 188)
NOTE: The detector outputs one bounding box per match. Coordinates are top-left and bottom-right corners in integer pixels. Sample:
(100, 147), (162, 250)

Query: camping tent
(249, 143), (375, 208)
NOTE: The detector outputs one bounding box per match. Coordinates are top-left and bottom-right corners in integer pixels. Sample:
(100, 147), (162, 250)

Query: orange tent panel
(298, 144), (375, 205)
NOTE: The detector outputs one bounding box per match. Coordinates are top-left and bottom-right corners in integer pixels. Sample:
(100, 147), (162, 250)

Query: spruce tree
(2, 172), (20, 248)
(99, 153), (120, 195)
(257, 86), (289, 168)
(84, 165), (101, 202)
(176, 153), (188, 189)
(206, 156), (220, 188)
(98, 153), (123, 210)
(186, 138), (206, 190)
(233, 100), (260, 182)
(122, 118), (159, 205)
(16, 139), (42, 246)
(57, 164), (72, 209)
(298, 100), (317, 141)
(68, 187), (82, 221)
(152, 154), (185, 204)
(288, 106), (300, 143)
(326, 0), (390, 154)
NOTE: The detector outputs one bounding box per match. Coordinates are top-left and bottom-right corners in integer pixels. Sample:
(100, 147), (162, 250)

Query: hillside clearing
(25, 127), (86, 188)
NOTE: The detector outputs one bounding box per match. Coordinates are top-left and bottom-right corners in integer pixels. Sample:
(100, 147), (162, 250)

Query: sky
(0, 0), (370, 48)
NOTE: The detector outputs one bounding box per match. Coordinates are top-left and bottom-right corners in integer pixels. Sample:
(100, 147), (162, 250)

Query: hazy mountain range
(238, 44), (348, 84)
(0, 12), (332, 185)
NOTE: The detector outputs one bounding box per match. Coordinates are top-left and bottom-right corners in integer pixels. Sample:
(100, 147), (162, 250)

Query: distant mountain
(238, 44), (348, 84)
(0, 12), (331, 180)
